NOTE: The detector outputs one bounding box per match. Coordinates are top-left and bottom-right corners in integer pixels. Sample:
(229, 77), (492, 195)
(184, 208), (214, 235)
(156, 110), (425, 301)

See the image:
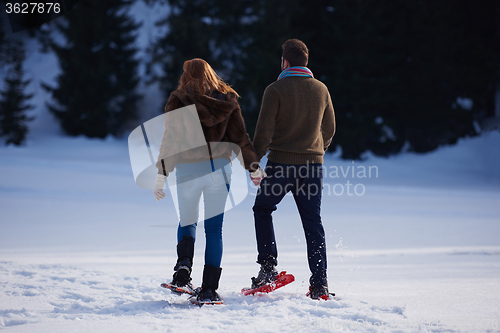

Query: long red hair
(177, 58), (239, 98)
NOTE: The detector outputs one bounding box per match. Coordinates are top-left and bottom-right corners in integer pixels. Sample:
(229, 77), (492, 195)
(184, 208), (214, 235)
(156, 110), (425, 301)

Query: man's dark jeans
(253, 160), (327, 288)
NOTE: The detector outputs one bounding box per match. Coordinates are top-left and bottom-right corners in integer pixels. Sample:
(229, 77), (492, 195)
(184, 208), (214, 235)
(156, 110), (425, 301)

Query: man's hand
(153, 174), (167, 201)
(250, 167), (267, 187)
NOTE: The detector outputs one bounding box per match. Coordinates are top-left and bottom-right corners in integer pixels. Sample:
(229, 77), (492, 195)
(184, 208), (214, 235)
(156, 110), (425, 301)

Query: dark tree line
(148, 0), (500, 159)
(2, 0), (499, 158)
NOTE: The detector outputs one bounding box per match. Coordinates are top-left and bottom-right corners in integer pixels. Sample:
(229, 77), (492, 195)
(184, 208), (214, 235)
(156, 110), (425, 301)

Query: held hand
(250, 167), (267, 188)
(153, 174), (167, 201)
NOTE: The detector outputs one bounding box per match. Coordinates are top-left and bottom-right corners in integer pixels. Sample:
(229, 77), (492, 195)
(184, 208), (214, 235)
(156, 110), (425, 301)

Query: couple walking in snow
(153, 39), (336, 304)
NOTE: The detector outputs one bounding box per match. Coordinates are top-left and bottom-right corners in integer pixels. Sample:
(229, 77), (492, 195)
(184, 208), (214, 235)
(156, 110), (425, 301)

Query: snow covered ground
(3, 2), (499, 331)
(1, 131), (500, 332)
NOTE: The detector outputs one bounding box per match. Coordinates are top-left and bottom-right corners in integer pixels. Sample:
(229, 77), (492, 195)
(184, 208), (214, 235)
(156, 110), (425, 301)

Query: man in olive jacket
(249, 39), (336, 300)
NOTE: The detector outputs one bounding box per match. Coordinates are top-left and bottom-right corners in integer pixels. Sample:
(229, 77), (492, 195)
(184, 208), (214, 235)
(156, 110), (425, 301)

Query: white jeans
(176, 169), (231, 227)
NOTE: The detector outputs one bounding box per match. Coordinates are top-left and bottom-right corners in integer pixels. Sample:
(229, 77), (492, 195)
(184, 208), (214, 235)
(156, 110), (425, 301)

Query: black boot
(251, 261), (278, 289)
(307, 284), (335, 300)
(171, 236), (194, 287)
(196, 265), (223, 304)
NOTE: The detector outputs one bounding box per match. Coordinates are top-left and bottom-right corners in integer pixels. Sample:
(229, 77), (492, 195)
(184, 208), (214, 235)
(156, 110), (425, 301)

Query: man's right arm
(321, 92), (336, 151)
(253, 86), (279, 160)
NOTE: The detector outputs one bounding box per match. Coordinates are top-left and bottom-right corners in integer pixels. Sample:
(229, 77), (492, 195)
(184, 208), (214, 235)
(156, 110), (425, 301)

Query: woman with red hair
(153, 58), (263, 304)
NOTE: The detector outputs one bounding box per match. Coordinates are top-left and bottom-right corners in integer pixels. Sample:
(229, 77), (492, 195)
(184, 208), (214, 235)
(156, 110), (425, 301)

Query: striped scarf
(277, 66), (314, 80)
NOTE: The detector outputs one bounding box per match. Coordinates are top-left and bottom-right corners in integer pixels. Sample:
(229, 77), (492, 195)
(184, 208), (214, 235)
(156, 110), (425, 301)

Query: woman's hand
(154, 174), (167, 201)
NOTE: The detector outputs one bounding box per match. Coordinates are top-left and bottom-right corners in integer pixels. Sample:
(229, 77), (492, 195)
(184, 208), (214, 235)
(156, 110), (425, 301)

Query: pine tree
(0, 40), (34, 146)
(43, 0), (142, 138)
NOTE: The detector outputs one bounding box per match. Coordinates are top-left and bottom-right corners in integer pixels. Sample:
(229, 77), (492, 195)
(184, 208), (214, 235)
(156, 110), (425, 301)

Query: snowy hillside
(1, 131), (499, 332)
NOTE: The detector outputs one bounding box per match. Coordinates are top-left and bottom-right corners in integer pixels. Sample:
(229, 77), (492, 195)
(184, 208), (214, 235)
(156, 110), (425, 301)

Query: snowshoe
(161, 280), (197, 296)
(306, 285), (335, 300)
(250, 264), (279, 289)
(242, 271), (295, 296)
(189, 287), (224, 306)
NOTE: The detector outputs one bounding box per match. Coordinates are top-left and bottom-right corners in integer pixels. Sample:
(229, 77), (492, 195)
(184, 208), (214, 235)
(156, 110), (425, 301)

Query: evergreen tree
(43, 0), (142, 138)
(0, 40), (34, 146)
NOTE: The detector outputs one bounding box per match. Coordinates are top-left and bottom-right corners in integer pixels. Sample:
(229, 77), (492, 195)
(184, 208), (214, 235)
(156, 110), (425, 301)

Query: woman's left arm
(225, 96), (259, 172)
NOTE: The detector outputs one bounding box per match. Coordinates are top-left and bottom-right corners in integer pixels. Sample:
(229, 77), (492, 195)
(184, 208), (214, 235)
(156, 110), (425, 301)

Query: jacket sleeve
(156, 94), (183, 176)
(321, 91), (336, 151)
(253, 85), (279, 160)
(225, 94), (259, 172)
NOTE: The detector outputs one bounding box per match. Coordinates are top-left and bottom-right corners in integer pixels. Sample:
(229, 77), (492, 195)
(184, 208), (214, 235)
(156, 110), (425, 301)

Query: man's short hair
(282, 39), (309, 67)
